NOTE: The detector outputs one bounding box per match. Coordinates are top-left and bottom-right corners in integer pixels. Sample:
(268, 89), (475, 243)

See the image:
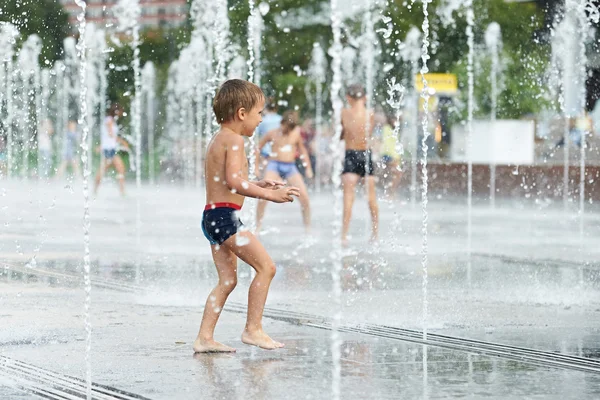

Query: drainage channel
(4, 262), (600, 376)
(0, 356), (150, 400)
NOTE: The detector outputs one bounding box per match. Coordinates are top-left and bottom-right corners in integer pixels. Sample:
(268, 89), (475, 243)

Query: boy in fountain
(194, 79), (300, 353)
(340, 84), (379, 246)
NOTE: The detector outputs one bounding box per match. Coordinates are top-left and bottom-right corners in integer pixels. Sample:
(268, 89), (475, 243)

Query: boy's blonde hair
(213, 79), (265, 123)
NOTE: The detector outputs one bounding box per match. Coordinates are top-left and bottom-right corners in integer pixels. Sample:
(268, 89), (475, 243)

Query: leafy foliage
(0, 0), (70, 63)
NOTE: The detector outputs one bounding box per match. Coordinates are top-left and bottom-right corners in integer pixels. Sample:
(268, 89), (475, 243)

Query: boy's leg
(342, 173), (359, 246)
(286, 173), (311, 232)
(194, 244), (238, 353)
(365, 175), (379, 243)
(222, 231), (283, 350)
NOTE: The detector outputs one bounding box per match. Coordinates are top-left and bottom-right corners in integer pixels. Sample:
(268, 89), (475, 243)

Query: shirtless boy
(194, 79), (299, 353)
(341, 84), (379, 246)
(256, 111), (313, 233)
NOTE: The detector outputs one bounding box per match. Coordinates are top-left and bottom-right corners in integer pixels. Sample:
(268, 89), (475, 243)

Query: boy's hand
(268, 186), (300, 203)
(305, 169), (314, 179)
(257, 179), (286, 190)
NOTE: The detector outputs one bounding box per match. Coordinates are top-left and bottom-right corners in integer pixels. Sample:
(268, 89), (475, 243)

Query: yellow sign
(414, 73), (458, 95)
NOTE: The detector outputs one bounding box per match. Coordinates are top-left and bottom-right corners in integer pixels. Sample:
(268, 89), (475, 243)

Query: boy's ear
(237, 107), (247, 121)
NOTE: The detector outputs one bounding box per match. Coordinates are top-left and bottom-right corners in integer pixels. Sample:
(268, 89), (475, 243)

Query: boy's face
(240, 98), (265, 137)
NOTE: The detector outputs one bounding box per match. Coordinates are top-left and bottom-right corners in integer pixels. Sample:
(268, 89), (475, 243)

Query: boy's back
(342, 104), (374, 151)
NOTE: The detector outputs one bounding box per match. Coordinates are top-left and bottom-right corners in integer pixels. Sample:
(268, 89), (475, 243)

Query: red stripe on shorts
(204, 202), (242, 211)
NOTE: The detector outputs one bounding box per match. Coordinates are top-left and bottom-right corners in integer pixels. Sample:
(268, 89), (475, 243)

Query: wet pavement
(1, 180), (600, 398)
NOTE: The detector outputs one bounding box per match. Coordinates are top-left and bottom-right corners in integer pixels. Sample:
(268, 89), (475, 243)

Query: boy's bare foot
(241, 330), (285, 350)
(193, 338), (236, 353)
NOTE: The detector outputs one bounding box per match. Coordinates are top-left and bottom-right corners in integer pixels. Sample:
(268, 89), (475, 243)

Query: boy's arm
(225, 135), (274, 201)
(258, 129), (273, 150)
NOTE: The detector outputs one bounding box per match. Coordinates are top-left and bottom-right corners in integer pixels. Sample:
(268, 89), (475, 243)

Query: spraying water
(246, 0), (261, 233)
(17, 35), (42, 178)
(465, 0), (475, 286)
(485, 22), (501, 209)
(329, 0), (344, 397)
(413, 0), (432, 343)
(308, 43), (327, 192)
(385, 78), (405, 198)
(73, 1), (92, 398)
(141, 62), (156, 184)
(115, 0), (142, 191)
(399, 27), (421, 208)
(341, 46), (357, 87)
(0, 23), (18, 178)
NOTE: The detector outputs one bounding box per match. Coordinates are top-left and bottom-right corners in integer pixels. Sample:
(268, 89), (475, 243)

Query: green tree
(0, 0), (70, 63)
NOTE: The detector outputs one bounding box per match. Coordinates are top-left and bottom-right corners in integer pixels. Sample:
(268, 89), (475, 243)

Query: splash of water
(115, 0), (142, 189)
(485, 22), (501, 209)
(141, 62), (156, 184)
(74, 2), (92, 398)
(465, 1), (474, 287)
(569, 0), (592, 242)
(386, 79), (405, 200)
(399, 27), (421, 208)
(413, 0), (432, 341)
(0, 23), (18, 178)
(554, 1), (590, 216)
(329, 0), (344, 397)
(308, 43), (327, 192)
(246, 0), (262, 233)
(341, 46), (357, 86)
(362, 3), (376, 182)
(17, 35), (42, 178)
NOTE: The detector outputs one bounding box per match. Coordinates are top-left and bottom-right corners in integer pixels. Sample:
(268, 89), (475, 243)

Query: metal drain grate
(0, 356), (151, 400)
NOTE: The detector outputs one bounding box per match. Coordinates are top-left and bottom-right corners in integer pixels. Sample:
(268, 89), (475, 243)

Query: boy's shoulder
(213, 128), (244, 148)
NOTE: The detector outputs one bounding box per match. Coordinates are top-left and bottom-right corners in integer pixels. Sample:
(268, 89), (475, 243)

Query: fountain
(485, 22), (502, 208)
(83, 25), (102, 174)
(399, 27), (422, 208)
(341, 46), (357, 87)
(17, 34), (42, 178)
(141, 62), (156, 184)
(114, 0), (142, 192)
(329, 0), (344, 397)
(553, 1), (590, 224)
(246, 0), (264, 233)
(360, 2), (376, 146)
(227, 54), (247, 80)
(465, 0), (475, 286)
(308, 42), (327, 192)
(73, 1), (93, 398)
(0, 23), (19, 178)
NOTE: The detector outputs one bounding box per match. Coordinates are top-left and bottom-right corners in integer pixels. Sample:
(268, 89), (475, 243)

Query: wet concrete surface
(1, 283), (600, 399)
(1, 180), (600, 397)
